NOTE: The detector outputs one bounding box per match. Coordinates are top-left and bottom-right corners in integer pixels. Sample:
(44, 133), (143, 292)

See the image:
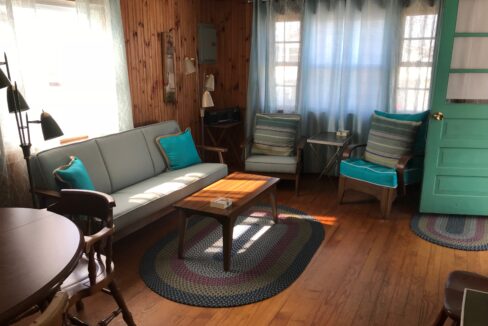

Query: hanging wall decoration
(161, 30), (177, 104)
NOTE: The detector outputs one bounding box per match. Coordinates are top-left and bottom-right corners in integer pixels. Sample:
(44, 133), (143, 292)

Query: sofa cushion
(245, 155), (297, 174)
(53, 156), (95, 190)
(96, 129), (155, 192)
(35, 140), (112, 193)
(364, 114), (421, 168)
(140, 121), (181, 174)
(111, 163), (228, 231)
(156, 128), (201, 170)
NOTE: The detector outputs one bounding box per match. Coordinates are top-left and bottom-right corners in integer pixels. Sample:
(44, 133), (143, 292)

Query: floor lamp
(0, 53), (64, 206)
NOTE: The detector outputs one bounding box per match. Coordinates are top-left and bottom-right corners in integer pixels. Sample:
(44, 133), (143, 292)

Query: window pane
(402, 40), (433, 63)
(276, 43), (285, 63)
(285, 43), (300, 62)
(285, 21), (300, 42)
(283, 86), (296, 108)
(284, 66), (298, 86)
(276, 22), (285, 42)
(276, 86), (284, 107)
(275, 65), (285, 85)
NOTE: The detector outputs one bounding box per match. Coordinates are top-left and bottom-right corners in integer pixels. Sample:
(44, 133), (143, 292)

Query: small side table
(205, 121), (243, 165)
(307, 132), (352, 179)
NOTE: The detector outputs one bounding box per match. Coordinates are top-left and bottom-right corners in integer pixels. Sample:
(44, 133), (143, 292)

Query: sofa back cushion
(96, 129), (155, 192)
(34, 140), (112, 193)
(140, 121), (181, 174)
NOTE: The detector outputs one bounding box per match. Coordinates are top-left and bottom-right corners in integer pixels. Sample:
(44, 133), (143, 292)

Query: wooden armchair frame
(242, 136), (306, 195)
(337, 144), (416, 218)
(47, 189), (135, 326)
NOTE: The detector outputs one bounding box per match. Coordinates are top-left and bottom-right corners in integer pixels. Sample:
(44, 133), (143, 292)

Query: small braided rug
(140, 205), (324, 307)
(411, 213), (488, 251)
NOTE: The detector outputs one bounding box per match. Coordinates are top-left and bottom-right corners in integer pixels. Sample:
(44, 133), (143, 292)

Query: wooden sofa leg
(338, 176), (346, 204)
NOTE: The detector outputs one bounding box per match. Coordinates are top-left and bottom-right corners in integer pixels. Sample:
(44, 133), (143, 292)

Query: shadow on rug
(411, 213), (488, 251)
(140, 204), (325, 307)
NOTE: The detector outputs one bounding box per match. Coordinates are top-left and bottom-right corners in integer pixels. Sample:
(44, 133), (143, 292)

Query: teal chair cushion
(340, 158), (422, 188)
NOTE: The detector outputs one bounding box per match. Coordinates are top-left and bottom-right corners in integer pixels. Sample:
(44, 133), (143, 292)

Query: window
(1, 0), (122, 151)
(395, 14), (438, 112)
(275, 20), (300, 112)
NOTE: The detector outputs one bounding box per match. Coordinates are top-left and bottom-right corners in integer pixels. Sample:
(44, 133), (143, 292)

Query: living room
(1, 0), (488, 325)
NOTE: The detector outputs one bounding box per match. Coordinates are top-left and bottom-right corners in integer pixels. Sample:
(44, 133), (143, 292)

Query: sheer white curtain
(0, 0), (132, 206)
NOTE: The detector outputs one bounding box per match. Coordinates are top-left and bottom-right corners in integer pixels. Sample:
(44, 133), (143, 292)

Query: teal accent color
(158, 129), (202, 170)
(374, 110), (429, 155)
(340, 158), (422, 189)
(420, 0), (488, 215)
(449, 69), (488, 74)
(54, 156), (95, 190)
(454, 32), (488, 37)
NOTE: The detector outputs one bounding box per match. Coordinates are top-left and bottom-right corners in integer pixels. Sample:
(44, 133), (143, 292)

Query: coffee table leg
(178, 210), (187, 259)
(270, 186), (278, 223)
(222, 217), (235, 271)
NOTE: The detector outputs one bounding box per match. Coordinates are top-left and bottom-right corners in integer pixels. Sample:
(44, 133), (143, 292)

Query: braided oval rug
(140, 205), (324, 307)
(411, 213), (488, 251)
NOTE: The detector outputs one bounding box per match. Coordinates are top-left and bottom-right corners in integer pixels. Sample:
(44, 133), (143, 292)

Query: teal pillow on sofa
(156, 128), (202, 170)
(53, 156), (95, 190)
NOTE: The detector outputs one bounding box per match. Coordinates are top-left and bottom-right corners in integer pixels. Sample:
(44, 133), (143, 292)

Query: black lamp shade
(7, 85), (30, 113)
(40, 112), (63, 140)
(0, 69), (10, 89)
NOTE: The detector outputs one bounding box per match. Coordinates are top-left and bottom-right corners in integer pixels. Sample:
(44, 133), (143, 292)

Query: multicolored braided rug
(140, 205), (324, 307)
(411, 214), (488, 251)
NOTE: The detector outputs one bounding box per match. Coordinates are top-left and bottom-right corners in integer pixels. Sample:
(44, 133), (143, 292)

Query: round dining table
(0, 207), (83, 324)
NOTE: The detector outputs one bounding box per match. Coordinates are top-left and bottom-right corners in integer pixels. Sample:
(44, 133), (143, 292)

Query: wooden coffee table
(174, 172), (279, 271)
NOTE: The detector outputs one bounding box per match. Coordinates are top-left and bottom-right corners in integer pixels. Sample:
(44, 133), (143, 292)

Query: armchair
(242, 113), (304, 195)
(337, 110), (428, 218)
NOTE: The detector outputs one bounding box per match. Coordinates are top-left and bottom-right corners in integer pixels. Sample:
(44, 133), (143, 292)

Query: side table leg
(222, 217), (236, 271)
(270, 186), (278, 223)
(178, 210), (188, 259)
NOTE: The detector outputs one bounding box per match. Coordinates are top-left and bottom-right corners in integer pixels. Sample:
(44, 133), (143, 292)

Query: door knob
(432, 112), (444, 121)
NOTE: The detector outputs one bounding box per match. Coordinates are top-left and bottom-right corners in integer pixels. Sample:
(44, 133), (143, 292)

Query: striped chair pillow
(251, 114), (300, 157)
(364, 113), (421, 168)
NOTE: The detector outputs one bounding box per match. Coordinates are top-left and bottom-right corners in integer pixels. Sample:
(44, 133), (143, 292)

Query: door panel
(420, 0), (488, 215)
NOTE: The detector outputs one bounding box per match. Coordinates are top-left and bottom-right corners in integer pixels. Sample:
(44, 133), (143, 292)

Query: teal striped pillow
(364, 114), (421, 168)
(251, 114), (300, 157)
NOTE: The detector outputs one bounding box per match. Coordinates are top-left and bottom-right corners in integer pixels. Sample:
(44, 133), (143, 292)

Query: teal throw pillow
(53, 156), (95, 190)
(156, 128), (202, 170)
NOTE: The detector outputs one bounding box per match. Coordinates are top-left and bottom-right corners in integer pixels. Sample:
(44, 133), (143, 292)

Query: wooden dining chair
(434, 270), (488, 325)
(47, 189), (135, 326)
(30, 292), (68, 326)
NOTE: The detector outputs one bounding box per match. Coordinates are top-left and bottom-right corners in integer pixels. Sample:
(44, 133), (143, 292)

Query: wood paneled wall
(120, 0), (252, 148)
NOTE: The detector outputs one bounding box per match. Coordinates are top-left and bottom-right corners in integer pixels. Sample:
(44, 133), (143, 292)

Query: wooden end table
(174, 172), (279, 271)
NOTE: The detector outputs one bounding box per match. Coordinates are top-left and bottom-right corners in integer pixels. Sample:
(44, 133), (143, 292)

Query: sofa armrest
(241, 136), (254, 162)
(33, 188), (61, 208)
(342, 144), (367, 160)
(196, 145), (228, 164)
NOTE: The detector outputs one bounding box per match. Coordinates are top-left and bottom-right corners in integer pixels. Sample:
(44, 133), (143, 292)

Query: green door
(420, 0), (488, 215)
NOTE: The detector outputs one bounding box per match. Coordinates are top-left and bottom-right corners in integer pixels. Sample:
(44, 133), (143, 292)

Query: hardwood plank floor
(29, 176), (488, 325)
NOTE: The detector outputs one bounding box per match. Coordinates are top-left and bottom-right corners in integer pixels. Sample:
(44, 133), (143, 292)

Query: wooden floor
(58, 176), (488, 325)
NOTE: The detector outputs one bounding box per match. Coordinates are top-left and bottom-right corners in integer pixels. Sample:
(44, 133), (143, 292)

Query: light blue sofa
(31, 121), (228, 239)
